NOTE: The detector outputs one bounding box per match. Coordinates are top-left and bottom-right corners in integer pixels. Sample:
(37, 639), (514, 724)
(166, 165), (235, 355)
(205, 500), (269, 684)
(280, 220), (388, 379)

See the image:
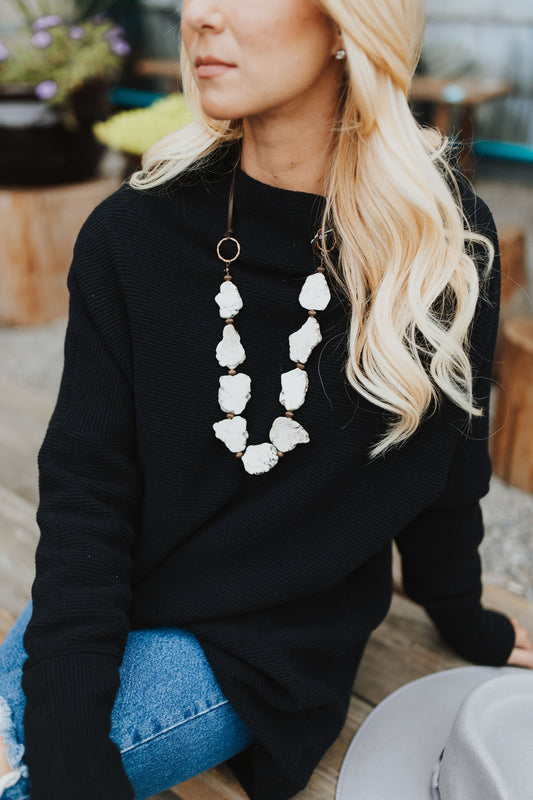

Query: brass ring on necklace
(216, 235), (241, 264)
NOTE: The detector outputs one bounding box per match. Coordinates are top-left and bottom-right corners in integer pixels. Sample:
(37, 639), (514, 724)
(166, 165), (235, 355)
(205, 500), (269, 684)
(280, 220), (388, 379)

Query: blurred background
(0, 1), (532, 627)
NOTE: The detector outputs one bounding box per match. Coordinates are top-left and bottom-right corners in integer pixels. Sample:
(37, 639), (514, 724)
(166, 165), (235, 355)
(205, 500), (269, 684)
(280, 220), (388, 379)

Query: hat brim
(336, 665), (523, 800)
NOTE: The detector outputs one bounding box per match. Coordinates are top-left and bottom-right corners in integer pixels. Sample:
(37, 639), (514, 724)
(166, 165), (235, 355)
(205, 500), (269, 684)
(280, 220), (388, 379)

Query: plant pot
(0, 79), (114, 187)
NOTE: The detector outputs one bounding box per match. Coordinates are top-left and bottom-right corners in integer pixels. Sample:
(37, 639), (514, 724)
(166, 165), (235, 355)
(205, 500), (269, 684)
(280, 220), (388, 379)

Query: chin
(199, 101), (246, 121)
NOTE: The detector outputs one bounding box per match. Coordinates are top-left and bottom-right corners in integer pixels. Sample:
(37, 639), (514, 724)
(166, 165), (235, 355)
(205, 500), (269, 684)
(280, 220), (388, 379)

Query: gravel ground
(1, 161), (532, 601)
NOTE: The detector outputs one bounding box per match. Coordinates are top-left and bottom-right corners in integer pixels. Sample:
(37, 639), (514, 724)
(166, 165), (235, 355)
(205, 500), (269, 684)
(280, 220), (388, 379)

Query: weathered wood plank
(173, 763), (251, 800)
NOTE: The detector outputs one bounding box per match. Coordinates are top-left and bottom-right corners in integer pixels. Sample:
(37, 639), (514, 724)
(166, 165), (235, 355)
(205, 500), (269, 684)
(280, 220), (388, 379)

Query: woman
(1, 0), (532, 798)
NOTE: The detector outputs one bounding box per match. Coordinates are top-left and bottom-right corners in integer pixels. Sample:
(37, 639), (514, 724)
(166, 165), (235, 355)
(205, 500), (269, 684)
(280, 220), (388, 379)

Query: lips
(195, 55), (234, 68)
(195, 55), (236, 79)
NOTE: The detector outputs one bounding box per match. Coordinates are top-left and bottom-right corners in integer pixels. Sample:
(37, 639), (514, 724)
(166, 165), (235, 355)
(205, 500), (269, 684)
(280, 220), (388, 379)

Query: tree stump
(490, 317), (533, 493)
(0, 175), (122, 326)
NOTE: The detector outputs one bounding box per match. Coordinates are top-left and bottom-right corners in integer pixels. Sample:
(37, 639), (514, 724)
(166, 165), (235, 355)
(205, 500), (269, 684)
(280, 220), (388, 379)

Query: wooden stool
(490, 317), (533, 493)
(0, 176), (122, 326)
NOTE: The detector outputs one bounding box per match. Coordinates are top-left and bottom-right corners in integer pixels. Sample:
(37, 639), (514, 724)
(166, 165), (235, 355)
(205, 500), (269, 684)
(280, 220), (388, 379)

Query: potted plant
(92, 91), (194, 177)
(0, 1), (132, 186)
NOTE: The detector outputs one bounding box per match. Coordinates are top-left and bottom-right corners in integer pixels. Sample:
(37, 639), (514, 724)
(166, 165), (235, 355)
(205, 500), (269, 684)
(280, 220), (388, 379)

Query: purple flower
(103, 24), (126, 39)
(31, 30), (53, 49)
(108, 38), (131, 56)
(0, 42), (8, 62)
(68, 25), (86, 40)
(32, 14), (63, 31)
(35, 79), (58, 100)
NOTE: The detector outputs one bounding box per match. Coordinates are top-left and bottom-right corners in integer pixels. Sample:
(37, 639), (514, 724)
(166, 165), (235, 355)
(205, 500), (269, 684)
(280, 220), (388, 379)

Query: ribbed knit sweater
(21, 140), (516, 800)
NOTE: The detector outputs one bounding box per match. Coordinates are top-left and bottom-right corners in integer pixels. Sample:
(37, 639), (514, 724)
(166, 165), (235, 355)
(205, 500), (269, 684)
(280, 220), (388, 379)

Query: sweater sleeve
(20, 204), (143, 800)
(394, 188), (516, 667)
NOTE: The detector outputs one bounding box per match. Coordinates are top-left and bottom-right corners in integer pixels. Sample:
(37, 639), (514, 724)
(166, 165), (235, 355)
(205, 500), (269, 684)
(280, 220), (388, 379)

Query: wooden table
(0, 376), (531, 800)
(409, 76), (514, 179)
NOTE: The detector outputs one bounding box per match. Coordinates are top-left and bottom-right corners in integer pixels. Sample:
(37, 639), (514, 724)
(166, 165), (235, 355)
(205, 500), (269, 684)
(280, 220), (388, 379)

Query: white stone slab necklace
(212, 145), (335, 475)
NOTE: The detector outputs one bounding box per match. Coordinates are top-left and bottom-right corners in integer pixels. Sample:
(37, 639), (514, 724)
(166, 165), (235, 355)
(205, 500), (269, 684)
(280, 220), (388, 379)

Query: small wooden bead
(285, 410), (294, 417)
(308, 309), (317, 316)
(226, 318), (234, 324)
(296, 362), (306, 370)
(235, 451), (244, 458)
(316, 265), (325, 273)
(226, 412), (235, 419)
(276, 450), (284, 457)
(228, 368), (237, 375)
(223, 274), (233, 281)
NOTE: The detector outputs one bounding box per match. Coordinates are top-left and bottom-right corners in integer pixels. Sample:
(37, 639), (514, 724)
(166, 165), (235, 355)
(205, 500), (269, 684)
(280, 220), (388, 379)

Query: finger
(506, 647), (533, 669)
(514, 625), (533, 649)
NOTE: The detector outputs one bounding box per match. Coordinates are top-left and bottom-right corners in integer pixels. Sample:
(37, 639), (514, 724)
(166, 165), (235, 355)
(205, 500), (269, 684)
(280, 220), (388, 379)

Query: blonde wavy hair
(128, 0), (495, 460)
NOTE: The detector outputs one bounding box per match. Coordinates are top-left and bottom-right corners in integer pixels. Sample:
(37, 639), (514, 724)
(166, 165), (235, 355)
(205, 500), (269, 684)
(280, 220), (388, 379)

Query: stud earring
(335, 49), (346, 60)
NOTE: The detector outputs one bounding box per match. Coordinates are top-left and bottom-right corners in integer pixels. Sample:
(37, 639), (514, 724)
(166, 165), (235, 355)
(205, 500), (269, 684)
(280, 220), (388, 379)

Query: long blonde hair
(128, 0), (495, 460)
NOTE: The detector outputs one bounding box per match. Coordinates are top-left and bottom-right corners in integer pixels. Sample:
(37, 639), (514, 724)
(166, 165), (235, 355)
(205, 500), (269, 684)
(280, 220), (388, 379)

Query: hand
(505, 616), (533, 668)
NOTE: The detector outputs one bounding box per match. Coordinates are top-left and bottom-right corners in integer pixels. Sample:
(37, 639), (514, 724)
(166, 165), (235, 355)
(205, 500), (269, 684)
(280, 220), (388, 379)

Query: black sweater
(21, 140), (515, 800)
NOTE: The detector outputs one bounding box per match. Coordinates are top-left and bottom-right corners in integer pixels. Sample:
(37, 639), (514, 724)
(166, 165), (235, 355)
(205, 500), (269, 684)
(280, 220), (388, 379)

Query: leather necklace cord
(223, 138), (336, 260)
(225, 140), (241, 237)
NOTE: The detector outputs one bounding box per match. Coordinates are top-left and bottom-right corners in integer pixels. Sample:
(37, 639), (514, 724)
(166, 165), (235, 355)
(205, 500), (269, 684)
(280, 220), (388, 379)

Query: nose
(181, 0), (225, 33)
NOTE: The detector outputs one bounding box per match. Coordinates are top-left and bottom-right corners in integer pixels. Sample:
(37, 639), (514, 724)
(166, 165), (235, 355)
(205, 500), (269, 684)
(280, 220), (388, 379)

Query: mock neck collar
(167, 139), (331, 277)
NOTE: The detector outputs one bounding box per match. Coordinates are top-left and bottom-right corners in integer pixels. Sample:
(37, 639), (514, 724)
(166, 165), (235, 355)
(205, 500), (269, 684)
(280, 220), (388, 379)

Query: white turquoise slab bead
(212, 415), (248, 452)
(298, 272), (331, 311)
(241, 443), (279, 475)
(269, 416), (310, 452)
(216, 324), (246, 369)
(279, 368), (308, 410)
(288, 316), (322, 364)
(218, 373), (251, 414)
(215, 281), (243, 318)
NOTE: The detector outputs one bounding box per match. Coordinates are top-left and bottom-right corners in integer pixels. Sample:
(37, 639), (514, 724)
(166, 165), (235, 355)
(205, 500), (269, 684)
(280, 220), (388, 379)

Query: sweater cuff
(425, 604), (516, 666)
(21, 651), (135, 800)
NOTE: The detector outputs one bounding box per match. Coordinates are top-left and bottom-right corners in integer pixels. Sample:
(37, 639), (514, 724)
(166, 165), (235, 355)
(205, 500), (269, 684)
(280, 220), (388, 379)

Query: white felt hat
(336, 665), (533, 800)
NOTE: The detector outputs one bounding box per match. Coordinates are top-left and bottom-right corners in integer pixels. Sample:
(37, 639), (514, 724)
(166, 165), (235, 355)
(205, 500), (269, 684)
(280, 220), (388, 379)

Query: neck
(239, 74), (342, 197)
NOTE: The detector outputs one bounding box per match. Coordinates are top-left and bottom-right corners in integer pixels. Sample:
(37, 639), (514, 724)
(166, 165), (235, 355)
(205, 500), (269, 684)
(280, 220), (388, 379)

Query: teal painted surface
(109, 87), (165, 108)
(473, 140), (533, 164)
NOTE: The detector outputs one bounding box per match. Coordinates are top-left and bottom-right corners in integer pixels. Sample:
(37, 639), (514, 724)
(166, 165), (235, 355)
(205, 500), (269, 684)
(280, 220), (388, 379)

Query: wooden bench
(1, 375), (532, 800)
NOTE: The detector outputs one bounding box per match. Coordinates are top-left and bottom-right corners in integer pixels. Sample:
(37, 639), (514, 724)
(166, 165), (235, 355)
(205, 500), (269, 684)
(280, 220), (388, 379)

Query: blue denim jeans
(0, 598), (256, 799)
